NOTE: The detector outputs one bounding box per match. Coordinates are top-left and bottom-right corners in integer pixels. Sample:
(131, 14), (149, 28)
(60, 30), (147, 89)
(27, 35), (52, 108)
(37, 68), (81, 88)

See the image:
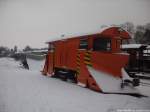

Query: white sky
(0, 0), (150, 49)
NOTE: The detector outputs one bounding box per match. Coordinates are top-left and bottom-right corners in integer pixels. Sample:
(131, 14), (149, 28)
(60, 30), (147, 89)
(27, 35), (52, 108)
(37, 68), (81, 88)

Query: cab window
(93, 38), (111, 51)
(79, 39), (88, 49)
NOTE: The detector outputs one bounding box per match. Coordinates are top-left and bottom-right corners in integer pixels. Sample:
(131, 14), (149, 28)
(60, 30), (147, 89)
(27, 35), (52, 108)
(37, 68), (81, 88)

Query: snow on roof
(122, 44), (147, 49)
(46, 26), (130, 43)
(45, 31), (99, 43)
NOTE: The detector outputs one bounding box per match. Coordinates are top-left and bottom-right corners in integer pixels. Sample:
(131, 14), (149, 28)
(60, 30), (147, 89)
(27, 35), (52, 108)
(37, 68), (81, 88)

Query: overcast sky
(0, 0), (150, 49)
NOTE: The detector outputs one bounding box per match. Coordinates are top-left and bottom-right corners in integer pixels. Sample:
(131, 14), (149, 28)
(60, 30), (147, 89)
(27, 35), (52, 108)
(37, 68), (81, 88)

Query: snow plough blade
(86, 66), (145, 96)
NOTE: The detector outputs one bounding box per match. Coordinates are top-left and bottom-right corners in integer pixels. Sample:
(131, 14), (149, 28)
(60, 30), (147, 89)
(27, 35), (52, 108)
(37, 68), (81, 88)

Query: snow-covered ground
(27, 58), (45, 71)
(0, 58), (150, 112)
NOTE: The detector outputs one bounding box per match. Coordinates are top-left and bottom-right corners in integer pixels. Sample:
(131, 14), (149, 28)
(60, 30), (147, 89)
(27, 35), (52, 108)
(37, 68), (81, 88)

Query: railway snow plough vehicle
(42, 26), (143, 95)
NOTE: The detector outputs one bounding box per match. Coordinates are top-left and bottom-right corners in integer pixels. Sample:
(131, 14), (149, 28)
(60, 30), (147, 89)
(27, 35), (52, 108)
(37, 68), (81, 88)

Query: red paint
(91, 52), (129, 77)
(42, 52), (54, 76)
(42, 26), (131, 92)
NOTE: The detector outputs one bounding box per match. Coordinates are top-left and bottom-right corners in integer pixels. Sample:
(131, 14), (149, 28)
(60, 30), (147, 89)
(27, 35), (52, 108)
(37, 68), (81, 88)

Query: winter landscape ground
(0, 57), (150, 112)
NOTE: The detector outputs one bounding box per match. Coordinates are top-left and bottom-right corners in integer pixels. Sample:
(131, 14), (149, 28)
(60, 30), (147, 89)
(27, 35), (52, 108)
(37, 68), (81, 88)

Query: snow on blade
(87, 66), (140, 93)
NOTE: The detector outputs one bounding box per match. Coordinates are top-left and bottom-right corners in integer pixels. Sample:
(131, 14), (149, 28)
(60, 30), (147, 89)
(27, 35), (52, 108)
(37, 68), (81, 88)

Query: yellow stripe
(87, 51), (91, 53)
(85, 53), (91, 56)
(77, 63), (80, 66)
(76, 70), (80, 74)
(77, 58), (80, 61)
(84, 61), (92, 65)
(84, 57), (90, 61)
(84, 61), (91, 64)
(85, 53), (90, 55)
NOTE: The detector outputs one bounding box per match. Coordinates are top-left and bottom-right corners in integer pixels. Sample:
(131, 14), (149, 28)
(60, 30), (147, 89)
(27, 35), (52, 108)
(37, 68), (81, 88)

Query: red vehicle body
(42, 27), (131, 92)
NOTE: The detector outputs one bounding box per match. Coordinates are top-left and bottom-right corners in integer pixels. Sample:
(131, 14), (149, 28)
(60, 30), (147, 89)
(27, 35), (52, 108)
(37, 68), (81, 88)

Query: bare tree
(23, 45), (32, 51)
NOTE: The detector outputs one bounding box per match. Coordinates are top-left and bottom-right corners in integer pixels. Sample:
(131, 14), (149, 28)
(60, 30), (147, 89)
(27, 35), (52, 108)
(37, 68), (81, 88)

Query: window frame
(93, 37), (111, 52)
(79, 38), (88, 50)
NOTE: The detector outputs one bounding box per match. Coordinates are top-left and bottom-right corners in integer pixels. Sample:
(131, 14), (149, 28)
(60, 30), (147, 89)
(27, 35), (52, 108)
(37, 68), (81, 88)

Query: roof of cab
(46, 26), (131, 44)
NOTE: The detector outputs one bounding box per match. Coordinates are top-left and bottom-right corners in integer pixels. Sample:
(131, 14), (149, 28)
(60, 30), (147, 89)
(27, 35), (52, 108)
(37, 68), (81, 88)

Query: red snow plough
(42, 27), (145, 97)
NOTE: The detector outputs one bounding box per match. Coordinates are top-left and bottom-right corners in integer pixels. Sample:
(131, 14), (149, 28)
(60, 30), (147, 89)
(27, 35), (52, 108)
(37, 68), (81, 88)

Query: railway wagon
(121, 44), (150, 81)
(42, 26), (131, 92)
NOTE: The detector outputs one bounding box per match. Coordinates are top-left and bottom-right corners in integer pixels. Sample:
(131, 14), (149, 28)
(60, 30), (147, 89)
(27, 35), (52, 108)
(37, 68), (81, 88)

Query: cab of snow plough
(42, 26), (134, 93)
